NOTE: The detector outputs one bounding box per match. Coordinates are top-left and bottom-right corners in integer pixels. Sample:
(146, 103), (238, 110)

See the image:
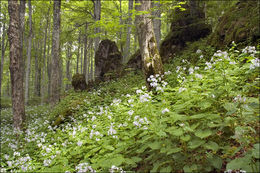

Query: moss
(72, 73), (87, 91)
(208, 1), (259, 48)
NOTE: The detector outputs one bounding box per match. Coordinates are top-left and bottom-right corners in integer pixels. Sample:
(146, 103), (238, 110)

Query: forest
(0, 0), (259, 172)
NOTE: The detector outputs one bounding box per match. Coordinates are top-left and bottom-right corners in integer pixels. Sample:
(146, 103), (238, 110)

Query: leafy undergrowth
(1, 42), (259, 173)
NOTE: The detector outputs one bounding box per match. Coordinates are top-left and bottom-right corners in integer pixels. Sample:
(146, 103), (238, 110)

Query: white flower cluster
(242, 46), (257, 57)
(43, 159), (52, 167)
(161, 108), (170, 114)
(75, 162), (95, 173)
(5, 154), (33, 171)
(111, 98), (121, 106)
(109, 165), (125, 173)
(133, 116), (149, 129)
(213, 50), (229, 60)
(108, 123), (117, 136)
(196, 49), (202, 54)
(140, 93), (151, 102)
(89, 129), (102, 141)
(233, 95), (246, 103)
(250, 58), (260, 69)
(147, 73), (170, 92)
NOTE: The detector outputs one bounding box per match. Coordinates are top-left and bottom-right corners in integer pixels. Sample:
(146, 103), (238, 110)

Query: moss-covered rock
(95, 39), (123, 81)
(126, 49), (142, 70)
(207, 1), (260, 48)
(160, 2), (211, 62)
(72, 73), (87, 91)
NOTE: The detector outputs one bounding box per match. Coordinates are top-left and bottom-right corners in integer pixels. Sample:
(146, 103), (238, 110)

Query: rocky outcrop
(95, 39), (123, 81)
(126, 49), (142, 70)
(71, 73), (87, 91)
(207, 1), (259, 48)
(160, 3), (211, 62)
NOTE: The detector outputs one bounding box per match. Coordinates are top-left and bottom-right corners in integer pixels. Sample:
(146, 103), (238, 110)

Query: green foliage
(1, 43), (259, 172)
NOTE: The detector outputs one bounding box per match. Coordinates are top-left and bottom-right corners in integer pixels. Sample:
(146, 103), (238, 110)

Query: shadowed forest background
(0, 0), (259, 172)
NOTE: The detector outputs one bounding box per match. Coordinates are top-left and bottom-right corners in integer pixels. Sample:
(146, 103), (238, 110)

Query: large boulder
(95, 39), (123, 81)
(160, 3), (211, 62)
(126, 49), (142, 70)
(71, 73), (87, 91)
(207, 1), (259, 48)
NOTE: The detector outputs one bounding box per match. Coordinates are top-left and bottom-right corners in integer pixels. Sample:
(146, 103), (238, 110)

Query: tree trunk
(135, 0), (164, 90)
(47, 17), (51, 100)
(0, 13), (7, 109)
(88, 39), (93, 82)
(25, 0), (32, 105)
(50, 0), (61, 105)
(123, 0), (133, 63)
(93, 0), (101, 81)
(152, 0), (161, 47)
(19, 0), (26, 87)
(7, 0), (25, 131)
(83, 23), (88, 81)
(65, 42), (72, 90)
(41, 7), (50, 104)
(76, 31), (80, 74)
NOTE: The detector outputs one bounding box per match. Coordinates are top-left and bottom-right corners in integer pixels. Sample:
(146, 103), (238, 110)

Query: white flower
(136, 89), (142, 94)
(140, 93), (151, 102)
(128, 99), (134, 103)
(108, 124), (117, 135)
(195, 74), (203, 79)
(199, 55), (204, 59)
(108, 115), (112, 119)
(46, 147), (51, 153)
(142, 86), (146, 90)
(43, 159), (51, 167)
(229, 61), (236, 65)
(178, 87), (187, 93)
(179, 123), (185, 127)
(4, 154), (9, 160)
(128, 110), (134, 116)
(77, 141), (83, 146)
(150, 82), (158, 87)
(91, 116), (96, 121)
(96, 138), (100, 141)
(189, 67), (194, 74)
(196, 49), (202, 54)
(92, 125), (96, 129)
(162, 108), (169, 114)
(126, 94), (131, 97)
(7, 161), (12, 167)
(164, 70), (172, 75)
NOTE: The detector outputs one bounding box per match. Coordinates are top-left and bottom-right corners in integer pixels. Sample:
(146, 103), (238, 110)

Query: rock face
(71, 73), (87, 91)
(208, 1), (259, 48)
(95, 39), (123, 81)
(160, 3), (211, 62)
(126, 49), (142, 70)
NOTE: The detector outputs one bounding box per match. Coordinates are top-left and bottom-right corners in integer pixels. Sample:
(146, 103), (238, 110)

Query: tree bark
(135, 0), (164, 90)
(47, 16), (52, 100)
(65, 42), (72, 90)
(50, 0), (61, 105)
(83, 23), (88, 81)
(0, 12), (7, 109)
(41, 7), (50, 104)
(123, 0), (133, 63)
(7, 0), (25, 131)
(76, 31), (80, 74)
(25, 0), (32, 105)
(152, 0), (161, 47)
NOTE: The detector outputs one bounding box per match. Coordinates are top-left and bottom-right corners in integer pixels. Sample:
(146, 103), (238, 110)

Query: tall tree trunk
(7, 0), (25, 131)
(88, 39), (93, 82)
(152, 0), (161, 47)
(119, 0), (123, 54)
(123, 0), (133, 63)
(135, 0), (164, 90)
(41, 8), (50, 104)
(47, 17), (51, 100)
(93, 0), (101, 81)
(65, 42), (72, 90)
(19, 0), (26, 87)
(50, 0), (61, 105)
(83, 23), (88, 81)
(76, 31), (80, 74)
(0, 13), (7, 109)
(80, 42), (83, 74)
(25, 0), (32, 105)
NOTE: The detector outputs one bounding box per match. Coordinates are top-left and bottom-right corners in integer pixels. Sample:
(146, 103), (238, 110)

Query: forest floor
(1, 39), (259, 172)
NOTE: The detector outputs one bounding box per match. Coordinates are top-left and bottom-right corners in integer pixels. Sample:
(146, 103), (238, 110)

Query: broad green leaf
(188, 138), (205, 149)
(180, 135), (191, 141)
(226, 157), (253, 172)
(252, 143), (260, 159)
(149, 141), (161, 150)
(169, 128), (183, 136)
(183, 164), (198, 173)
(195, 129), (212, 138)
(104, 145), (115, 151)
(223, 102), (237, 115)
(131, 156), (142, 163)
(160, 165), (172, 173)
(156, 130), (167, 137)
(208, 155), (222, 169)
(151, 162), (160, 172)
(167, 147), (182, 155)
(204, 141), (219, 151)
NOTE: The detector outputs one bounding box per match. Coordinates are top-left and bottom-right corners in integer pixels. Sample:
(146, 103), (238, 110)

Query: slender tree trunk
(0, 13), (7, 109)
(123, 0), (133, 63)
(152, 0), (161, 47)
(19, 0), (26, 89)
(83, 23), (88, 81)
(135, 0), (164, 90)
(119, 0), (123, 54)
(66, 42), (71, 90)
(80, 42), (83, 74)
(76, 31), (80, 74)
(8, 0), (25, 131)
(50, 0), (61, 105)
(41, 8), (50, 104)
(25, 0), (32, 105)
(93, 0), (101, 81)
(89, 39), (94, 81)
(88, 39), (93, 82)
(47, 17), (51, 100)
